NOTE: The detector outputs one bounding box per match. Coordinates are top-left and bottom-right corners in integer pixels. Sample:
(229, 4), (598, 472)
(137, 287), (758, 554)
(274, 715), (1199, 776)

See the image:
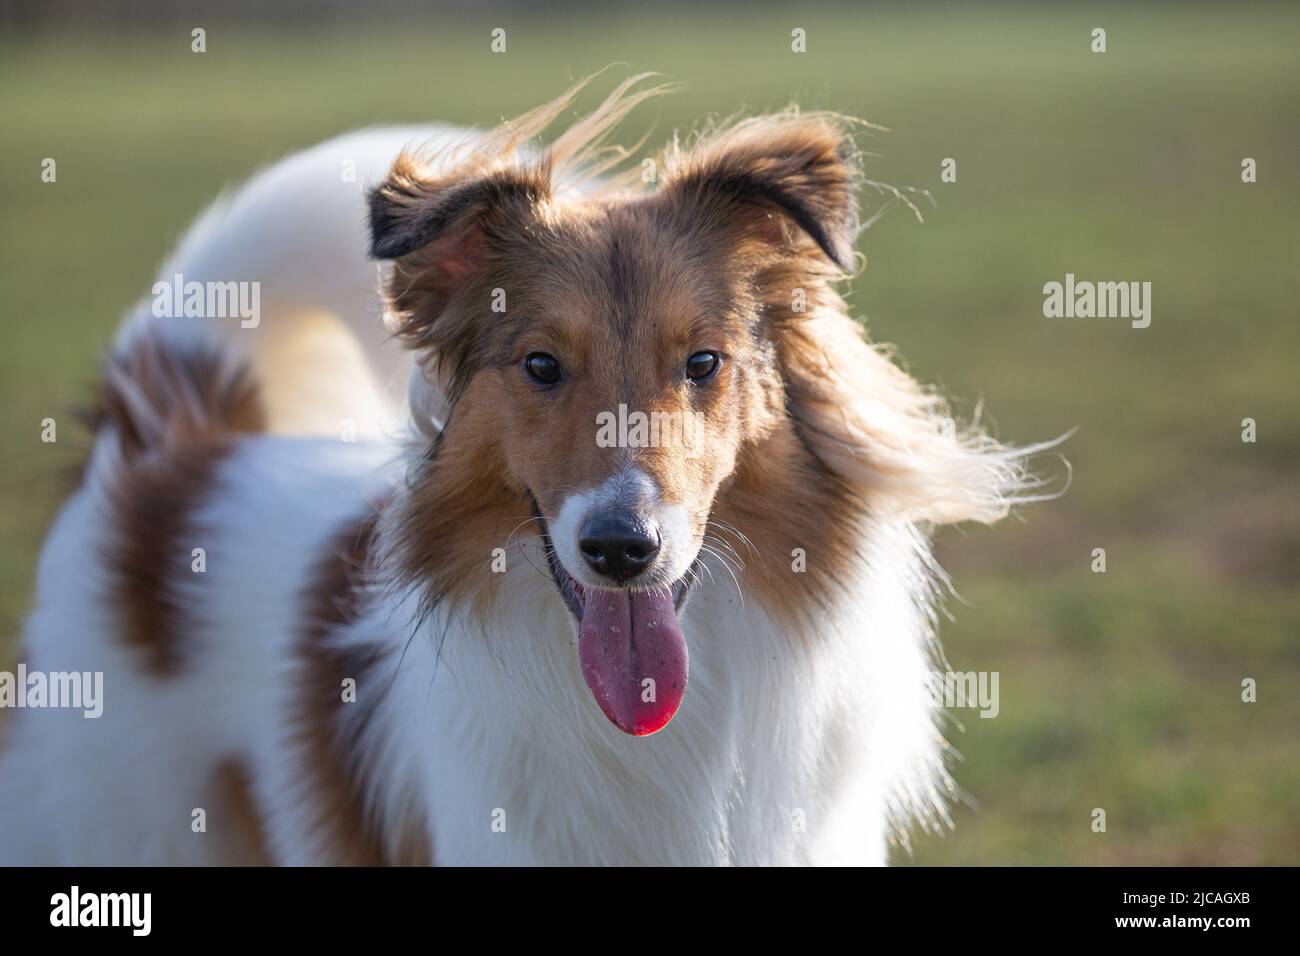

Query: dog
(0, 76), (1055, 865)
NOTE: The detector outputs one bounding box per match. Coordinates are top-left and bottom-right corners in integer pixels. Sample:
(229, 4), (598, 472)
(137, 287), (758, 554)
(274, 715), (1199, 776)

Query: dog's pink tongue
(578, 588), (688, 736)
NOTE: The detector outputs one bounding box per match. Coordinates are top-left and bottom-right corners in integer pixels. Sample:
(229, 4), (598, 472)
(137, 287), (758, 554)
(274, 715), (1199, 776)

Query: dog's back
(0, 127), (444, 864)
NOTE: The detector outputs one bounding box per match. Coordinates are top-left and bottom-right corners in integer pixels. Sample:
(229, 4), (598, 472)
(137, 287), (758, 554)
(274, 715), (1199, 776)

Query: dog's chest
(404, 556), (923, 865)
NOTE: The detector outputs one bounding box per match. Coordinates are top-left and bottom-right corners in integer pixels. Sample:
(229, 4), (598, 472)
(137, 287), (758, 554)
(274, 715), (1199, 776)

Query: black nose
(579, 512), (661, 582)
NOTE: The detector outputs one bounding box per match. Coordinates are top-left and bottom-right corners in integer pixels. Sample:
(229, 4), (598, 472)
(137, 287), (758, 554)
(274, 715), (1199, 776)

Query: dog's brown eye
(685, 351), (720, 382)
(524, 352), (561, 385)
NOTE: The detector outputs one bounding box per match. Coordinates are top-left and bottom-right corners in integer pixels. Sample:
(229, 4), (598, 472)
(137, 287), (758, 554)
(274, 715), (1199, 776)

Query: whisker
(698, 542), (745, 608)
(702, 532), (746, 573)
(706, 518), (764, 574)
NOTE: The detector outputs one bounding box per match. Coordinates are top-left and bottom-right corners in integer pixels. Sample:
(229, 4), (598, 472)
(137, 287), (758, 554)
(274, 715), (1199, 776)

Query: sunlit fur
(0, 78), (1058, 865)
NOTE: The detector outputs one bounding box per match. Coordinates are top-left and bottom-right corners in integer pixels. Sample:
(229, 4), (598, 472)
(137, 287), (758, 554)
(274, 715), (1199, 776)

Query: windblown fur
(0, 76), (1057, 865)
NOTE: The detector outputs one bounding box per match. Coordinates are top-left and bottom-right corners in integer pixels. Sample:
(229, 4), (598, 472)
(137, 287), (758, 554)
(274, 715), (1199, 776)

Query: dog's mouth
(537, 514), (696, 738)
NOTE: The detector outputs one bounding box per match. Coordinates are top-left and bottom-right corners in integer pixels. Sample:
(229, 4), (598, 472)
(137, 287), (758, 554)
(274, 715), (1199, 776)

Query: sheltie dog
(0, 76), (1056, 865)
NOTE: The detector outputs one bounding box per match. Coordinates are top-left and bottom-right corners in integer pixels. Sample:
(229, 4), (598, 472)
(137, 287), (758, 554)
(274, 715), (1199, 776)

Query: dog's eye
(524, 352), (562, 385)
(685, 351), (721, 383)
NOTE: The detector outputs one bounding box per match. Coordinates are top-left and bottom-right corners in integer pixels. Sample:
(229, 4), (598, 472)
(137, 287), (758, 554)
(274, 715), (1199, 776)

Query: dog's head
(370, 77), (1043, 736)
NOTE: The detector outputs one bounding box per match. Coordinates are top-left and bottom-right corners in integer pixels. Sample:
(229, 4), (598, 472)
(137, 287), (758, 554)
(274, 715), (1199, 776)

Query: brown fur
(210, 758), (273, 865)
(292, 508), (433, 866)
(96, 335), (265, 676)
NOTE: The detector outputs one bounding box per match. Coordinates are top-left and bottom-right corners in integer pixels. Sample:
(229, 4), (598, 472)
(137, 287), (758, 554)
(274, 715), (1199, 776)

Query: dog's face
(370, 107), (863, 735)
(483, 208), (777, 736)
(494, 211), (757, 594)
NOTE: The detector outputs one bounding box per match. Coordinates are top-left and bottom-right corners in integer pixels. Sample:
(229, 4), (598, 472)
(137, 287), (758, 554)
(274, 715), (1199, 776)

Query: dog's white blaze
(550, 467), (695, 591)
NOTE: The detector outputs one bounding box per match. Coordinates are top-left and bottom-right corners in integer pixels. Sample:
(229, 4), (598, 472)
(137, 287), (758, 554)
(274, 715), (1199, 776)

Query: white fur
(551, 466), (697, 592)
(0, 128), (952, 866)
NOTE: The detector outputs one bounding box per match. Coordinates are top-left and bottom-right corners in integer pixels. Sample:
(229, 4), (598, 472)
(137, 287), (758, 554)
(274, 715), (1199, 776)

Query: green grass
(2, 5), (1297, 864)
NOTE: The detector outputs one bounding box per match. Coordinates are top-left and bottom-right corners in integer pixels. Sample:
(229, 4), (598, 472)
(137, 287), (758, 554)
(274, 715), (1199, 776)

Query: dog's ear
(368, 154), (548, 343)
(369, 156), (548, 261)
(660, 114), (858, 270)
(776, 309), (1045, 526)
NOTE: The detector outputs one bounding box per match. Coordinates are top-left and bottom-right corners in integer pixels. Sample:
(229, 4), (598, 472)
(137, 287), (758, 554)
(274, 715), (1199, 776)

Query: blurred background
(1, 1), (1296, 864)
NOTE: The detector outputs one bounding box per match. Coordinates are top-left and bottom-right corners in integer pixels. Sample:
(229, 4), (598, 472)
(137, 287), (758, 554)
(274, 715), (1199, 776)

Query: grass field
(1, 4), (1297, 864)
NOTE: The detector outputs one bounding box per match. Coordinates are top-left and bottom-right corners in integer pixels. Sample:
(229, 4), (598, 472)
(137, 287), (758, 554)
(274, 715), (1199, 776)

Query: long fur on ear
(774, 297), (1064, 526)
(369, 70), (675, 268)
(660, 111), (860, 270)
(369, 169), (547, 262)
